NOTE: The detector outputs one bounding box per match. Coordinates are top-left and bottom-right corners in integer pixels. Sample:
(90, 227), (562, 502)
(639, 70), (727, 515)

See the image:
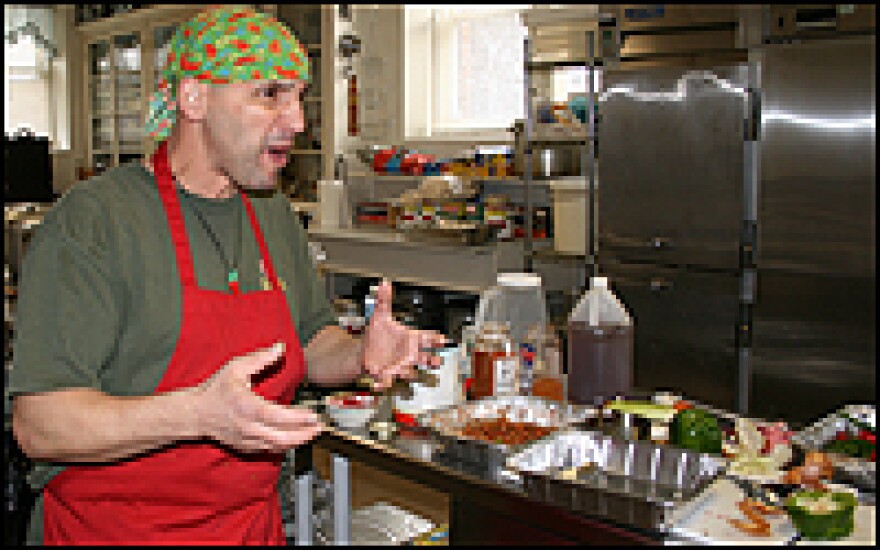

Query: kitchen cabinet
(79, 6), (203, 175)
(275, 5), (336, 203)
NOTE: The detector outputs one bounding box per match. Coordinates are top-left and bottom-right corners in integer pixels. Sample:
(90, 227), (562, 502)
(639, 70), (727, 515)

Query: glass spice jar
(471, 322), (518, 400)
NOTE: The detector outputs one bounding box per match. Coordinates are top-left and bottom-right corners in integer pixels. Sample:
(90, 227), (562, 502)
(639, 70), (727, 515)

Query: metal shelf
(527, 60), (593, 71)
(522, 30), (598, 281)
(511, 122), (592, 142)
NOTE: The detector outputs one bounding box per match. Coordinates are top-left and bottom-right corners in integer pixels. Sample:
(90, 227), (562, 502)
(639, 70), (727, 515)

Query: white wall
(350, 5), (405, 147)
(403, 7), (432, 139)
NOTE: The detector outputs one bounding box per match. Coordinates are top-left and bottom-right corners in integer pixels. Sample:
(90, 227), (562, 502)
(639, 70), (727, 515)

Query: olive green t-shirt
(7, 162), (336, 537)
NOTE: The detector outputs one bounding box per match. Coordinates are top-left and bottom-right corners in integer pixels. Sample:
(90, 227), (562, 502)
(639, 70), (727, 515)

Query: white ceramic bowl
(324, 393), (379, 430)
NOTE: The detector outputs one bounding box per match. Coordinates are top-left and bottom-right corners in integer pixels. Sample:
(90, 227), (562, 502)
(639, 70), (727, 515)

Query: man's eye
(258, 86), (279, 99)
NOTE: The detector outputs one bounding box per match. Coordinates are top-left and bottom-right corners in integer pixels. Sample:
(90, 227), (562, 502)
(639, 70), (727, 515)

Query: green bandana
(146, 5), (310, 142)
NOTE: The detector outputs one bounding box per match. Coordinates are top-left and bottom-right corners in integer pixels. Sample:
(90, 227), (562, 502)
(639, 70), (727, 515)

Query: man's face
(202, 80), (306, 190)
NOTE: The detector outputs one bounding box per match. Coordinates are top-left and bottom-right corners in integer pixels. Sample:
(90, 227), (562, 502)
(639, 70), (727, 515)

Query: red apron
(43, 140), (306, 545)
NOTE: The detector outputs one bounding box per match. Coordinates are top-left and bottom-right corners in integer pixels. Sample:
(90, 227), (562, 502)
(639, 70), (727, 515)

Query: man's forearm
(304, 325), (365, 386)
(13, 388), (200, 464)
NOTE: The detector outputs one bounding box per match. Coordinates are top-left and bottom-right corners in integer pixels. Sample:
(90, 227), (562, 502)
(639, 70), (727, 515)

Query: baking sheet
(507, 430), (726, 530)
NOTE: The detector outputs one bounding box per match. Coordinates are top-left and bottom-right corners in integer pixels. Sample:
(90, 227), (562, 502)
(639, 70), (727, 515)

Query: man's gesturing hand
(362, 280), (449, 391)
(190, 343), (324, 453)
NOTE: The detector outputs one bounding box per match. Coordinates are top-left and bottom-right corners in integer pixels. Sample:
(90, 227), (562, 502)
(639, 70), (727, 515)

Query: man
(8, 6), (445, 545)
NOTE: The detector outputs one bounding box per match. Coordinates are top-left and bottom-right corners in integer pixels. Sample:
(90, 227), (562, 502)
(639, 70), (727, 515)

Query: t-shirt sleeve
(7, 186), (125, 400)
(281, 199), (337, 346)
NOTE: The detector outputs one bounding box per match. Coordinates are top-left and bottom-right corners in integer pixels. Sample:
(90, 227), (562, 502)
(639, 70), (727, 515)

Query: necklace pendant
(228, 270), (240, 295)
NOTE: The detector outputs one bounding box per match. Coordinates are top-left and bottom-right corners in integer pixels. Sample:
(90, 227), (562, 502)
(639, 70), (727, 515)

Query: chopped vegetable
(784, 491), (856, 541)
(669, 408), (722, 454)
(605, 400), (677, 421)
(824, 432), (874, 460)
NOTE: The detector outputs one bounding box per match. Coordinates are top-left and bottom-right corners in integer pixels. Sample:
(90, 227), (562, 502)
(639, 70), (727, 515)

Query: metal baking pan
(418, 396), (597, 480)
(506, 430), (727, 530)
(791, 404), (875, 491)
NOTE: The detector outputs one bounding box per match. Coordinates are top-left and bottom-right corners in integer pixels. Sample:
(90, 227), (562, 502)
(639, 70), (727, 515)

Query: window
(405, 5), (529, 138)
(4, 5), (67, 149)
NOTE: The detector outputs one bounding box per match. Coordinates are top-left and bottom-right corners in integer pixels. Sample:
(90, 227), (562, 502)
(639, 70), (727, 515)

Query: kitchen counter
(295, 422), (662, 545)
(290, 397), (876, 546)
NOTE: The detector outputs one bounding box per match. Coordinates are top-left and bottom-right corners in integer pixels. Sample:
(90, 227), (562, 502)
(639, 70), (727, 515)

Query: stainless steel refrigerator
(596, 36), (875, 424)
(750, 35), (875, 424)
(597, 63), (752, 414)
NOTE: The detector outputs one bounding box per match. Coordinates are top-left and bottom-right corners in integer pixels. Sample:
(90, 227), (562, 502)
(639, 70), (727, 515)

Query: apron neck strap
(240, 193), (281, 291)
(152, 140), (197, 288)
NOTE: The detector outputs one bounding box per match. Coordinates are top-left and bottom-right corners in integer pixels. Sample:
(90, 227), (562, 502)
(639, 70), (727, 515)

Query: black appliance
(4, 129), (55, 204)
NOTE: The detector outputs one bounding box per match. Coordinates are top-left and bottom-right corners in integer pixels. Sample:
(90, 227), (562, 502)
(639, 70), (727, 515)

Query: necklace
(181, 185), (244, 294)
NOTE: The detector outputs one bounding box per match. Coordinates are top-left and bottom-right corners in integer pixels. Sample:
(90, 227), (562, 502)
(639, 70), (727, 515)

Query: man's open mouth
(265, 145), (290, 168)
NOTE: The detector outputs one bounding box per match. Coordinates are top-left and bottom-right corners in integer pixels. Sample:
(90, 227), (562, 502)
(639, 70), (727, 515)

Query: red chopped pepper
(835, 431), (850, 441)
(857, 430), (875, 444)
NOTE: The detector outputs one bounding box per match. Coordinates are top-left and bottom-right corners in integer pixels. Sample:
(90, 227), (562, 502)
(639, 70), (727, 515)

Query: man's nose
(280, 97), (305, 134)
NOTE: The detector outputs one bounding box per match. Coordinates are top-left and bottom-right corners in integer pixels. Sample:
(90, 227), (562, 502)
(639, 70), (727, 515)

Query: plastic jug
(474, 273), (547, 345)
(567, 276), (634, 406)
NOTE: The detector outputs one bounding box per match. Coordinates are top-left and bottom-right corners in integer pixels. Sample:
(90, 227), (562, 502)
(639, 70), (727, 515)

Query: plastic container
(567, 276), (634, 406)
(551, 179), (587, 255)
(392, 347), (462, 423)
(474, 273), (547, 345)
(526, 325), (565, 403)
(471, 322), (519, 400)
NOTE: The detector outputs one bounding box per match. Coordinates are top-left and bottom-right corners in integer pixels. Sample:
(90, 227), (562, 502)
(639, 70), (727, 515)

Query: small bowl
(324, 392), (379, 430)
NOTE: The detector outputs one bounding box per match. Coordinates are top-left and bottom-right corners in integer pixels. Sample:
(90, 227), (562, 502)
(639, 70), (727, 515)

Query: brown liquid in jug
(567, 322), (633, 406)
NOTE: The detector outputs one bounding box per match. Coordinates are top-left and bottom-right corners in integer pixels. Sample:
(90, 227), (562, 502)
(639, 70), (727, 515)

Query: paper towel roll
(319, 180), (349, 229)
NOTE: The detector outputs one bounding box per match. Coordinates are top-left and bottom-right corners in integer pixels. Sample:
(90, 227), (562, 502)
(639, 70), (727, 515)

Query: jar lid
(497, 272), (542, 288)
(591, 276), (608, 289)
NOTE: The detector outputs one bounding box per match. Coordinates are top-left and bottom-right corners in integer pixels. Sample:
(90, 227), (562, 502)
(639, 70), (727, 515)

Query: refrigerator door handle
(648, 236), (674, 250)
(649, 278), (674, 292)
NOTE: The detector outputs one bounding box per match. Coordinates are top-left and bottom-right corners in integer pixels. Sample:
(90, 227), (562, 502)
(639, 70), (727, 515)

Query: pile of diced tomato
(828, 428), (875, 462)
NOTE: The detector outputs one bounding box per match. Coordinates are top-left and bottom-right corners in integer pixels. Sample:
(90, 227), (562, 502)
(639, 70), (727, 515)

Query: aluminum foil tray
(418, 396), (597, 480)
(791, 404), (876, 491)
(506, 430), (727, 530)
(318, 502), (435, 545)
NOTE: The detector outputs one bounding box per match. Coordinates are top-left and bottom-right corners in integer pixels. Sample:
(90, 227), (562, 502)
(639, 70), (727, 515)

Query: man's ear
(177, 78), (209, 122)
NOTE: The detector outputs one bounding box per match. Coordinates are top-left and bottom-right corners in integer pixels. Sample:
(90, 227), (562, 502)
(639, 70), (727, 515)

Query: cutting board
(666, 477), (798, 545)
